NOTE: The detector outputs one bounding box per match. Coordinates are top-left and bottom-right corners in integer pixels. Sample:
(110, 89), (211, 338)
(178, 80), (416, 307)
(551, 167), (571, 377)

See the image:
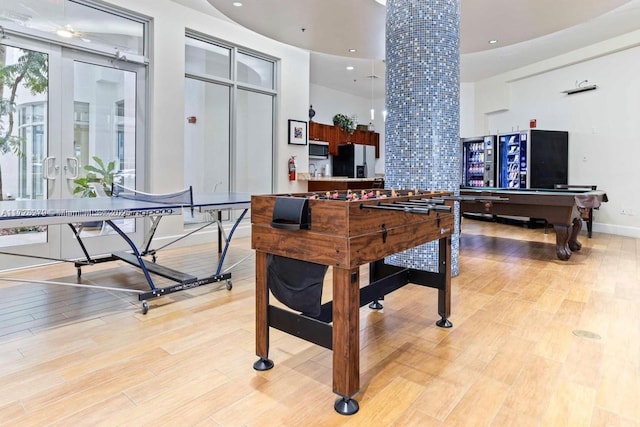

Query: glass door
(0, 37), (146, 269)
(0, 40), (59, 270)
(58, 51), (146, 260)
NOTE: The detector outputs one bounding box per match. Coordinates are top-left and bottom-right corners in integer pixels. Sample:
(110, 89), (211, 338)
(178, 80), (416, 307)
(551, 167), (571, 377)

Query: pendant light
(369, 60), (375, 126)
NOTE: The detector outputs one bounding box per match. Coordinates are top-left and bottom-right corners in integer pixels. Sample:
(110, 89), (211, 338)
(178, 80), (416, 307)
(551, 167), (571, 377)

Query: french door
(0, 36), (146, 270)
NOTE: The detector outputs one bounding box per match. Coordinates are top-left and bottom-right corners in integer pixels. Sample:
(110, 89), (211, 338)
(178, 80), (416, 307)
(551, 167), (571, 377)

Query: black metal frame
(71, 209), (248, 314)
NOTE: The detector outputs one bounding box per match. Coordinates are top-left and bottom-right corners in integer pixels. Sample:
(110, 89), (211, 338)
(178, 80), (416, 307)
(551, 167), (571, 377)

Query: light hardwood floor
(0, 219), (638, 426)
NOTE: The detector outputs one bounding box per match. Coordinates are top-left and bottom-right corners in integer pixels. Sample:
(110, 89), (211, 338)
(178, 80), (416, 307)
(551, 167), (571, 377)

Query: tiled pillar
(385, 0), (461, 275)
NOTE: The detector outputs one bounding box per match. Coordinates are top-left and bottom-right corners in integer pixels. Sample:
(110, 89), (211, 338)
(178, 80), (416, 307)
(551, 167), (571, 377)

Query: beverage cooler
(461, 135), (496, 187)
(497, 129), (569, 189)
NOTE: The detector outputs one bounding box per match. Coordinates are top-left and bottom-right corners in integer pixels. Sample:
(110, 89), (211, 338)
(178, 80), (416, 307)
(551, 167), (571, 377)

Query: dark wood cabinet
(308, 121), (380, 158)
(309, 121), (331, 144)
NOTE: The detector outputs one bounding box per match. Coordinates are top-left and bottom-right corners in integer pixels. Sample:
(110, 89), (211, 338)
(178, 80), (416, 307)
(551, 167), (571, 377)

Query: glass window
(1, 0), (145, 58)
(17, 104), (47, 199)
(235, 89), (273, 194)
(237, 52), (274, 89)
(184, 78), (230, 223)
(184, 35), (276, 227)
(73, 62), (137, 193)
(185, 38), (231, 79)
(0, 45), (48, 247)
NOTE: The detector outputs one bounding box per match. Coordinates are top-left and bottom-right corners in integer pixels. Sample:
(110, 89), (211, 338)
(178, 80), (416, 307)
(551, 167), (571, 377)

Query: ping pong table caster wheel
(76, 268), (82, 279)
(141, 300), (149, 315)
(152, 255), (157, 263)
(226, 280), (232, 290)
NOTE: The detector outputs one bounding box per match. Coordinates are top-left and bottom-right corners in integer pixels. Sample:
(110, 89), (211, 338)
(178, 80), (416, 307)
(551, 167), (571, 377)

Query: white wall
(459, 83), (475, 138)
(473, 32), (640, 237)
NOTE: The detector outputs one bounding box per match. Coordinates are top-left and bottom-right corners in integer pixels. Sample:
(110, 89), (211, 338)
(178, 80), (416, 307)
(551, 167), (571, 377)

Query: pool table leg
(554, 225), (572, 261)
(568, 217), (583, 252)
(554, 218), (583, 261)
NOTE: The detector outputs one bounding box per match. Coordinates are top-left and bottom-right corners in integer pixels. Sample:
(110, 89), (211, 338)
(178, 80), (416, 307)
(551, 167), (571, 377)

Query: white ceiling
(182, 0), (640, 98)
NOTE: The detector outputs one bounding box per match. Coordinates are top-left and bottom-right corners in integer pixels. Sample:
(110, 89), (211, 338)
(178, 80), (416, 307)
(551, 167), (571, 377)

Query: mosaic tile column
(385, 0), (461, 275)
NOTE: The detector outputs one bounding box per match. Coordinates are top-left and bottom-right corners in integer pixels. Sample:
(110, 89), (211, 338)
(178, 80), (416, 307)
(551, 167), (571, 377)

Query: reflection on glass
(2, 0), (145, 56)
(72, 61), (137, 236)
(236, 89), (273, 195)
(237, 52), (274, 89)
(183, 78), (230, 225)
(0, 44), (49, 247)
(185, 38), (231, 79)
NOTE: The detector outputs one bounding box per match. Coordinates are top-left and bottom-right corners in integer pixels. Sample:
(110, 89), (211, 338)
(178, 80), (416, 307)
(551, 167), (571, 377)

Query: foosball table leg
(254, 251), (274, 371)
(436, 236), (453, 328)
(368, 297), (384, 310)
(332, 266), (361, 415)
(334, 396), (359, 415)
(436, 317), (452, 328)
(368, 301), (383, 309)
(253, 357), (273, 371)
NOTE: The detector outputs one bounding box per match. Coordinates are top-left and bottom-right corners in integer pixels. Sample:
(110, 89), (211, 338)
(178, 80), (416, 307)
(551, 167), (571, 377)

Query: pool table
(458, 186), (608, 260)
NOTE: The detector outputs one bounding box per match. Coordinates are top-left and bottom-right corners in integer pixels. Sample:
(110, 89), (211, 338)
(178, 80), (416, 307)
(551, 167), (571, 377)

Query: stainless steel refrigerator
(497, 129), (568, 189)
(332, 144), (376, 178)
(461, 135), (496, 187)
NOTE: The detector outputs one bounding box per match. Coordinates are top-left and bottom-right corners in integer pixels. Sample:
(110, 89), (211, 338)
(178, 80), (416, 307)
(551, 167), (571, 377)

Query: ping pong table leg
(67, 223), (94, 278)
(105, 219), (157, 313)
(139, 216), (163, 261)
(214, 208), (248, 290)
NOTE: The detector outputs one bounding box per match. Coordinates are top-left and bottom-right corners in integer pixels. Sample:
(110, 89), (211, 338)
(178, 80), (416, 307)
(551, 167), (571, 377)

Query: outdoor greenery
(332, 113), (357, 134)
(73, 156), (116, 197)
(0, 47), (48, 200)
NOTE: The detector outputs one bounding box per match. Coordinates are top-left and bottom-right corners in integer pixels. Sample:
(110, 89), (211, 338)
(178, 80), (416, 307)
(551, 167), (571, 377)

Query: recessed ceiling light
(488, 40), (498, 44)
(348, 48), (357, 53)
(346, 66), (354, 71)
(375, 0), (387, 5)
(232, 2), (243, 6)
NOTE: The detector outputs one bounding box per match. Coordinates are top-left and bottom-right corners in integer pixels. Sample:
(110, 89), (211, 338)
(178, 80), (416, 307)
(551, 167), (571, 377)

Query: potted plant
(72, 156), (117, 229)
(332, 113), (357, 135)
(72, 156), (116, 198)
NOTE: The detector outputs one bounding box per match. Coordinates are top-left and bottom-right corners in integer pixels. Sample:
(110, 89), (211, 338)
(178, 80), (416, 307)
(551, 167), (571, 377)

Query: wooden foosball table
(250, 189), (455, 415)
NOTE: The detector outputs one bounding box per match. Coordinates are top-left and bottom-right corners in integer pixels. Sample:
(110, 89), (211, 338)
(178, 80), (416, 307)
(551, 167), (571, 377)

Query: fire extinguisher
(288, 155), (296, 181)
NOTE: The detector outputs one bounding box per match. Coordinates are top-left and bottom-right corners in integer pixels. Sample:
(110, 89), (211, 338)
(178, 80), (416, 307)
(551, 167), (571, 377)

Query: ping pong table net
(111, 183), (194, 211)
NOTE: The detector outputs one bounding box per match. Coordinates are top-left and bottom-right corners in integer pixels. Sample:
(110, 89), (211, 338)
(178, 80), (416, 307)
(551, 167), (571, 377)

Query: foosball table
(250, 189), (455, 415)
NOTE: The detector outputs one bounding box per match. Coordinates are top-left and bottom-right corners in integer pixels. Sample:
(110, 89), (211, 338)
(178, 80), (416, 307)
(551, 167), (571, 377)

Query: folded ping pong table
(0, 186), (252, 314)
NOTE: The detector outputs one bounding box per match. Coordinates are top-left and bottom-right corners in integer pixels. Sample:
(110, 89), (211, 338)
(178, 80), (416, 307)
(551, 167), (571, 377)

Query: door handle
(65, 157), (79, 179)
(43, 156), (59, 180)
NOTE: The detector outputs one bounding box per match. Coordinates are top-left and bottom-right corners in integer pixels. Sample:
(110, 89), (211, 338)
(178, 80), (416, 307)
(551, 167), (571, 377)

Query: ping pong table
(0, 185), (252, 314)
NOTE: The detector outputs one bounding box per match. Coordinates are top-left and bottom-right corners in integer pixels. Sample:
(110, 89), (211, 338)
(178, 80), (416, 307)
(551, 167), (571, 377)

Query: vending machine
(461, 135), (496, 187)
(497, 130), (568, 189)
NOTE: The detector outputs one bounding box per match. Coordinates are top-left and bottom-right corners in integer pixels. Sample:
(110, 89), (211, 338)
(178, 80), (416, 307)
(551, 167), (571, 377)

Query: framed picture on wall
(288, 119), (308, 145)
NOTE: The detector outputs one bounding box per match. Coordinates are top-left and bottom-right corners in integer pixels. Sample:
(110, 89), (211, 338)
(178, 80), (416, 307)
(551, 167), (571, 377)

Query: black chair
(372, 178), (384, 189)
(555, 184), (598, 238)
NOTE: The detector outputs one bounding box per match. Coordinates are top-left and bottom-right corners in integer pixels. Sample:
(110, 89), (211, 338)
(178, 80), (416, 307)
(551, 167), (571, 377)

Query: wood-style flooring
(0, 219), (638, 426)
